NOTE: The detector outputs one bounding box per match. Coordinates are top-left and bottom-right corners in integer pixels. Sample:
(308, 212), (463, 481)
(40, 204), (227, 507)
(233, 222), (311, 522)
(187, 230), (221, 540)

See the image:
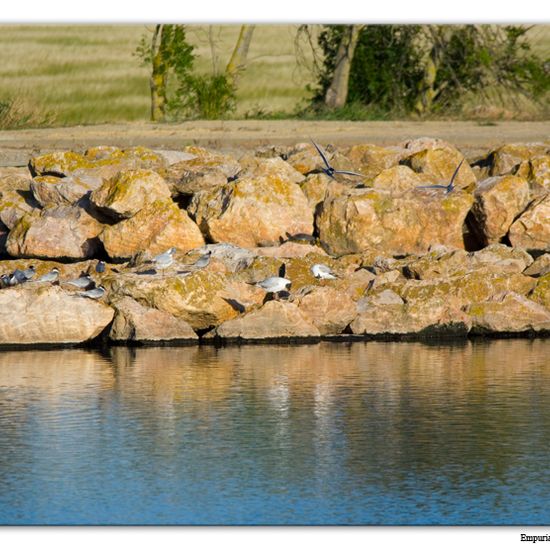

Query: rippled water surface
(1, 340), (549, 525)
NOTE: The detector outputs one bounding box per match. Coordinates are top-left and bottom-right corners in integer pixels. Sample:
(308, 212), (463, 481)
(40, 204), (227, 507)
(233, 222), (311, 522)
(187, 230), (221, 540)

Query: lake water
(0, 340), (549, 525)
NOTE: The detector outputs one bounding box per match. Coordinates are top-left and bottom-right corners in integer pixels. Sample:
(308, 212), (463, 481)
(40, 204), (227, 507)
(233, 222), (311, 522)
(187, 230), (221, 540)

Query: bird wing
(310, 139), (332, 171)
(333, 169), (365, 177)
(447, 159), (465, 190)
(416, 184), (448, 190)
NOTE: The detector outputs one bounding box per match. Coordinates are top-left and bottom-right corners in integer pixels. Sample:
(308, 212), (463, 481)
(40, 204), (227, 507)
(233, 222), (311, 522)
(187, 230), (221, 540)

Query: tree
(136, 24), (195, 121)
(324, 25), (363, 108)
(225, 25), (256, 88)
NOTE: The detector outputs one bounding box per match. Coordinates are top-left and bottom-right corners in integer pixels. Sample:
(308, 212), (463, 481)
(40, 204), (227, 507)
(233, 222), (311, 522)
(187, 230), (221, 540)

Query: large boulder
(0, 285), (114, 345)
(107, 270), (263, 331)
(189, 175), (313, 247)
(0, 170), (40, 229)
(90, 169), (172, 219)
(6, 206), (104, 259)
(294, 286), (357, 335)
(109, 296), (198, 342)
(30, 174), (101, 207)
(343, 143), (402, 182)
(211, 300), (320, 340)
(370, 165), (435, 194)
(488, 143), (549, 176)
(515, 155), (550, 193)
(100, 199), (204, 260)
(316, 188), (474, 256)
(469, 175), (530, 245)
(238, 155), (305, 183)
(467, 292), (550, 334)
(508, 194), (550, 253)
(530, 273), (550, 309)
(350, 298), (471, 337)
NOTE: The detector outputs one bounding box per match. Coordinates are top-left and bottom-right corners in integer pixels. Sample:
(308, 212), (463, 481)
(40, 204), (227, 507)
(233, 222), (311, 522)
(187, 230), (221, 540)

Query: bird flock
(0, 141), (465, 304)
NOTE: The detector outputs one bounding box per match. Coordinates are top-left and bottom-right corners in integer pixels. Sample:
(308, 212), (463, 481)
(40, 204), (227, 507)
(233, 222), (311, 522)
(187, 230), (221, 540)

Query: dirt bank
(1, 120), (549, 166)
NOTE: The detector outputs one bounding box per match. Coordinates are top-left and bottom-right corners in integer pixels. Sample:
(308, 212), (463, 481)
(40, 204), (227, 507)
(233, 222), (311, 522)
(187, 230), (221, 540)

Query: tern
(311, 263), (338, 280)
(79, 285), (106, 299)
(152, 247), (177, 270)
(190, 250), (212, 270)
(95, 260), (106, 273)
(416, 159), (465, 194)
(66, 274), (95, 289)
(311, 139), (364, 179)
(255, 276), (292, 294)
(37, 267), (60, 283)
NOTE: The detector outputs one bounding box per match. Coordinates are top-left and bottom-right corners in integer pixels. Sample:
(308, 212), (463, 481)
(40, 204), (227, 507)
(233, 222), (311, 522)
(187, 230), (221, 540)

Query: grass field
(0, 24), (547, 127)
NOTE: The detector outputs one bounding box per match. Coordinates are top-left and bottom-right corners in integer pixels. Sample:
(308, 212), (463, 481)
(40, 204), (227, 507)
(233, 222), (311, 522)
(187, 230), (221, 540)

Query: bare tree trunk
(150, 24), (167, 121)
(324, 25), (363, 109)
(225, 25), (256, 86)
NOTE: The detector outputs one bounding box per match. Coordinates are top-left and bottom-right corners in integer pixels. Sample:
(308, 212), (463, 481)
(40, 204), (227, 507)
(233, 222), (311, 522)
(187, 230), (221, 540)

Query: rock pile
(0, 139), (549, 345)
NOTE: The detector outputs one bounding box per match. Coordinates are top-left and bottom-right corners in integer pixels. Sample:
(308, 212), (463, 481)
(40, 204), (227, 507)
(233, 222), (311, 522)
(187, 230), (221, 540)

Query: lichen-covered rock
(0, 170), (40, 229)
(107, 270), (262, 331)
(181, 146), (241, 179)
(295, 286), (356, 335)
(515, 155), (550, 192)
(489, 143), (549, 176)
(350, 299), (471, 336)
(0, 285), (114, 345)
(211, 300), (320, 340)
(370, 165), (435, 194)
(470, 175), (530, 245)
(30, 174), (101, 207)
(316, 188), (474, 256)
(343, 143), (402, 182)
(190, 175), (313, 248)
(530, 273), (550, 309)
(165, 163), (227, 197)
(100, 199), (204, 260)
(524, 254), (550, 277)
(90, 169), (172, 219)
(109, 296), (198, 342)
(6, 206), (104, 259)
(467, 292), (550, 334)
(405, 148), (476, 191)
(252, 241), (327, 259)
(333, 268), (376, 301)
(238, 155), (305, 183)
(403, 244), (533, 280)
(508, 194), (550, 253)
(300, 174), (348, 209)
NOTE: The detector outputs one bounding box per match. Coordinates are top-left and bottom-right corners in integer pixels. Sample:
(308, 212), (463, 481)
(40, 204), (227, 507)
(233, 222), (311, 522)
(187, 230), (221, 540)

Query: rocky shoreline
(0, 137), (549, 347)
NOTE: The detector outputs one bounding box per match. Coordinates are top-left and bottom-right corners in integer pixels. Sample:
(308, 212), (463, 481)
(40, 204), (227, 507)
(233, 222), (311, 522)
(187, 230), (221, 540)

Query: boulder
(100, 199), (204, 260)
(6, 206), (104, 259)
(343, 143), (403, 181)
(0, 285), (114, 345)
(508, 194), (550, 253)
(515, 155), (550, 193)
(189, 175), (313, 248)
(180, 146), (241, 179)
(107, 270), (262, 331)
(316, 188), (474, 256)
(470, 175), (530, 245)
(300, 174), (348, 209)
(404, 148), (476, 191)
(30, 174), (101, 207)
(252, 241), (327, 259)
(238, 155), (305, 183)
(295, 286), (357, 335)
(90, 169), (172, 219)
(211, 300), (320, 340)
(467, 292), (550, 334)
(524, 254), (550, 277)
(109, 296), (198, 342)
(488, 143), (549, 176)
(530, 273), (550, 309)
(164, 163), (227, 197)
(351, 299), (471, 337)
(370, 165), (435, 194)
(0, 171), (40, 229)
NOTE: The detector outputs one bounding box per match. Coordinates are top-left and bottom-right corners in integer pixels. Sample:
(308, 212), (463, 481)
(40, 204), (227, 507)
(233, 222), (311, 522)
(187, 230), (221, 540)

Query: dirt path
(1, 120), (548, 166)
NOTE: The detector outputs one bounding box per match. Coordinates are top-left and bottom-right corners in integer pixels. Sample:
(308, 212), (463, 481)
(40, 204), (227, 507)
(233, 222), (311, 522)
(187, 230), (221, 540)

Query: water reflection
(0, 340), (549, 524)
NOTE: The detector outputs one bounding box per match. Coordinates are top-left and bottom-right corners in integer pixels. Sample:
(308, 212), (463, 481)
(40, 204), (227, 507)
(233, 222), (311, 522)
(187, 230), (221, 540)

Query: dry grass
(0, 24), (547, 127)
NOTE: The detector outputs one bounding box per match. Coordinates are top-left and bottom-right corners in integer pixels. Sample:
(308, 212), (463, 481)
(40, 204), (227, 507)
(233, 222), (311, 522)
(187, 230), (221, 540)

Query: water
(0, 340), (549, 525)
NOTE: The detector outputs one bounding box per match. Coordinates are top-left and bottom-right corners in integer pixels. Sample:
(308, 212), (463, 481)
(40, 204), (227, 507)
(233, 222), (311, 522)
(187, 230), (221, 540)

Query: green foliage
(312, 24), (549, 117)
(169, 73), (236, 120)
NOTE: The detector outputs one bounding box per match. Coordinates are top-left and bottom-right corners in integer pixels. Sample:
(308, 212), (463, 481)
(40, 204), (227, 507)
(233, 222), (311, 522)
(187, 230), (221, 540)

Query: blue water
(0, 340), (549, 525)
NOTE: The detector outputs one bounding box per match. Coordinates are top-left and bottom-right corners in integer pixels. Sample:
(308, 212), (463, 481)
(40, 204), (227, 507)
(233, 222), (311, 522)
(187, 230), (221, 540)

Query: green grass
(0, 24), (320, 126)
(0, 24), (547, 127)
